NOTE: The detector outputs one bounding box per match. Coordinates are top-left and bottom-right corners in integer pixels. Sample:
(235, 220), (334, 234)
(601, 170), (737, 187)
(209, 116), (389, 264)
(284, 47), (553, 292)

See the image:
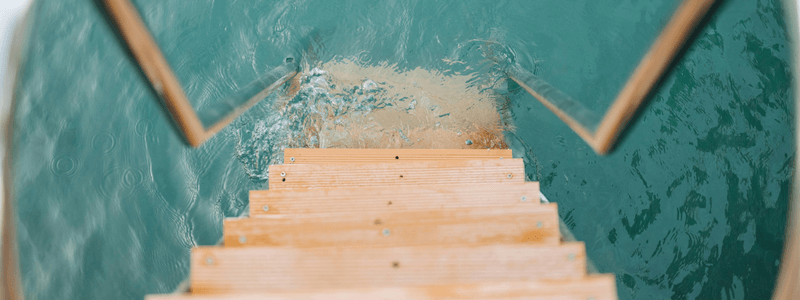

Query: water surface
(10, 0), (794, 299)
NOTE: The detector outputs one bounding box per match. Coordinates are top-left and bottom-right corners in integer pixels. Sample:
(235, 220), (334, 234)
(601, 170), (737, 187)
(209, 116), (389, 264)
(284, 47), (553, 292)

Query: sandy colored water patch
(276, 59), (510, 150)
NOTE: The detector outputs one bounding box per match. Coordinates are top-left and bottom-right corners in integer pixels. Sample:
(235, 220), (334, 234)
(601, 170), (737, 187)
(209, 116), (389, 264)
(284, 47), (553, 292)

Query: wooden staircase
(147, 149), (617, 299)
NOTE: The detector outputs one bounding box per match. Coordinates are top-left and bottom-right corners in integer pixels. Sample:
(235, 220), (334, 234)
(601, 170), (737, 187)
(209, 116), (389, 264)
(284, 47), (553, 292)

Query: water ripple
(49, 154), (79, 177)
(91, 132), (118, 154)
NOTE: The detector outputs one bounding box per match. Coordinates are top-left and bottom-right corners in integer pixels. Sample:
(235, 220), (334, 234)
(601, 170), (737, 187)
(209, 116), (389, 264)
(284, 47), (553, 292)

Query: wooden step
(144, 148), (618, 300)
(148, 275), (617, 300)
(191, 243), (586, 293)
(268, 159), (525, 190)
(250, 182), (539, 216)
(283, 148), (513, 164)
(225, 205), (559, 248)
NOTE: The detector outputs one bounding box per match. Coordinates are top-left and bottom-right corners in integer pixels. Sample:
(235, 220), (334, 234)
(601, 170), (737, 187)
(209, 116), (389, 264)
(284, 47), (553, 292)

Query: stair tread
(148, 275), (617, 300)
(143, 148), (618, 300)
(283, 148), (513, 164)
(191, 243), (587, 293)
(225, 205), (559, 247)
(250, 182), (540, 216)
(269, 159), (524, 190)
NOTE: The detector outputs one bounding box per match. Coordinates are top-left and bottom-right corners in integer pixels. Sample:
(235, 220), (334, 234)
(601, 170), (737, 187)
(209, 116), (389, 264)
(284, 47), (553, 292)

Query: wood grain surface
(226, 205), (559, 247)
(191, 243), (587, 293)
(249, 182), (539, 216)
(283, 148), (513, 164)
(268, 159), (525, 190)
(148, 275), (616, 300)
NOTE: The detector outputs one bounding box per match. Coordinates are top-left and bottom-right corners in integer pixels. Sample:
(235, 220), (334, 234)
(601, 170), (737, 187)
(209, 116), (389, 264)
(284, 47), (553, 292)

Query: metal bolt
(536, 221), (543, 228)
(262, 205), (269, 212)
(239, 236), (247, 244)
(382, 228), (391, 236)
(507, 173), (513, 179)
(290, 157), (295, 162)
(205, 256), (215, 265)
(521, 196), (528, 202)
(280, 171), (286, 177)
(567, 253), (576, 261)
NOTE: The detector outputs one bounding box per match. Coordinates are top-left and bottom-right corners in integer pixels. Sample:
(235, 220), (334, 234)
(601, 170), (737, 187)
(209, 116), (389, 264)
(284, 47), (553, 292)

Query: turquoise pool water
(10, 0), (794, 299)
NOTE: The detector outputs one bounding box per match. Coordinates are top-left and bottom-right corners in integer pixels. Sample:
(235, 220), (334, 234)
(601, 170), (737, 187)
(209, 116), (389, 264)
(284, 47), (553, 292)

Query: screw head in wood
(382, 228), (391, 236)
(567, 253), (576, 261)
(205, 256), (214, 265)
(521, 196), (527, 202)
(290, 157), (295, 162)
(507, 173), (513, 179)
(280, 171), (286, 177)
(239, 236), (247, 244)
(262, 205), (269, 212)
(537, 221), (543, 228)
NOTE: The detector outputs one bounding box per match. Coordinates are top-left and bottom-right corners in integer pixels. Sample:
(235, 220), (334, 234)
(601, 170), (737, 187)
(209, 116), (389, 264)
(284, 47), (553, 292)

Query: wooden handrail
(774, 196), (800, 299)
(508, 0), (716, 155)
(773, 1), (800, 298)
(2, 3), (32, 299)
(102, 0), (297, 147)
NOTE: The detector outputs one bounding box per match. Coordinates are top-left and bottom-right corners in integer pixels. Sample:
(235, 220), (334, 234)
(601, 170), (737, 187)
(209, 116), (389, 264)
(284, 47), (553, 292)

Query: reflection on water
(9, 0), (795, 299)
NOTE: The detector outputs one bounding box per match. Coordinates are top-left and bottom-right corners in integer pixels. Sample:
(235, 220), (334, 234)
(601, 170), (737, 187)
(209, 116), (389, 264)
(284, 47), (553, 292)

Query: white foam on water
(233, 58), (513, 181)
